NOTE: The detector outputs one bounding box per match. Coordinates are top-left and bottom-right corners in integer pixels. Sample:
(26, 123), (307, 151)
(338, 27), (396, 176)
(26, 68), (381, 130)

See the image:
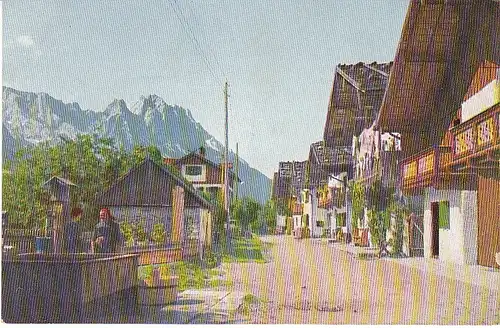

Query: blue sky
(2, 0), (409, 178)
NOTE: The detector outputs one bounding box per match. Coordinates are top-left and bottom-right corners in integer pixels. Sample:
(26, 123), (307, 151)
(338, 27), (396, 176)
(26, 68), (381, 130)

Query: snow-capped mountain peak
(2, 87), (271, 203)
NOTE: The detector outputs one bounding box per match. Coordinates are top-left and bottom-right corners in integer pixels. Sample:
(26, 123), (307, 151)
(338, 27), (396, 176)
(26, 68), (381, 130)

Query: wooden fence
(2, 229), (201, 262)
(2, 229), (53, 255)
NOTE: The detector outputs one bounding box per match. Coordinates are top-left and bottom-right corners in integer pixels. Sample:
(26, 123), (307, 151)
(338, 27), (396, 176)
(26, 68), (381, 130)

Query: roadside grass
(238, 293), (263, 316)
(138, 260), (233, 291)
(222, 235), (272, 263)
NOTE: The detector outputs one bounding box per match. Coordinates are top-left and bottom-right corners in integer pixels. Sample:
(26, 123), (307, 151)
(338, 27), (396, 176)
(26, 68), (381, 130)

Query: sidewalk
(329, 240), (379, 259)
(329, 240), (499, 292)
(382, 256), (500, 292)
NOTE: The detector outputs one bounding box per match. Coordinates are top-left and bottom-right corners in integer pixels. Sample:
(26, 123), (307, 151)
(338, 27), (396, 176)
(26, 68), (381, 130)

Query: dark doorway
(431, 202), (440, 257)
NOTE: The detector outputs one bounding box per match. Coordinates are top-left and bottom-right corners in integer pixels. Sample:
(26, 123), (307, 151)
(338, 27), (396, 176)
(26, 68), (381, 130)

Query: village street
(221, 235), (500, 325)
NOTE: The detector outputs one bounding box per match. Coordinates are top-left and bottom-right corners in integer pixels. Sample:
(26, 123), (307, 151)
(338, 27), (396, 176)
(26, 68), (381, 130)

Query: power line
(184, 0), (227, 79)
(168, 0), (224, 86)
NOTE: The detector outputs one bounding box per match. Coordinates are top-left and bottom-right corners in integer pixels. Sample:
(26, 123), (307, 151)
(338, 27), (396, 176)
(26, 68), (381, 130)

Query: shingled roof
(98, 157), (213, 209)
(375, 0), (500, 155)
(323, 61), (392, 148)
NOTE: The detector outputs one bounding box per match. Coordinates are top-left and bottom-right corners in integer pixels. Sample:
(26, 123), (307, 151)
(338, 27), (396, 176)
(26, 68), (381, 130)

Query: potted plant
(138, 266), (179, 305)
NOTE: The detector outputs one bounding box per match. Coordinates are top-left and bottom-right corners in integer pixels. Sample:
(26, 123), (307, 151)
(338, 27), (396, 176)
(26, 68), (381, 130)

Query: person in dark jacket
(64, 207), (83, 253)
(91, 208), (112, 253)
(108, 213), (123, 253)
(91, 208), (123, 253)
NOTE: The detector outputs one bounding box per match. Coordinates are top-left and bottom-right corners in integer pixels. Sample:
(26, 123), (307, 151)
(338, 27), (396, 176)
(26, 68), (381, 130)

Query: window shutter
(438, 201), (450, 229)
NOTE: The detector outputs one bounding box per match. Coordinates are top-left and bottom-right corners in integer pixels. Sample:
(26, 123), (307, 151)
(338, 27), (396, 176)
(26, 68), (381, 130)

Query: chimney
(199, 146), (206, 158)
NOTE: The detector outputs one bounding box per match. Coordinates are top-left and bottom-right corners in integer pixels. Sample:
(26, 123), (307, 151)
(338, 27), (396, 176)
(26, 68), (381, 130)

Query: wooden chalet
(98, 157), (213, 256)
(307, 141), (352, 238)
(375, 0), (499, 267)
(321, 61), (393, 244)
(323, 61), (393, 149)
(164, 147), (239, 201)
(271, 160), (310, 235)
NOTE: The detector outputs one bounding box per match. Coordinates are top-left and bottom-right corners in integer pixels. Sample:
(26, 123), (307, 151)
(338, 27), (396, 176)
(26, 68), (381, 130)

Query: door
(477, 176), (500, 267)
(431, 202), (440, 257)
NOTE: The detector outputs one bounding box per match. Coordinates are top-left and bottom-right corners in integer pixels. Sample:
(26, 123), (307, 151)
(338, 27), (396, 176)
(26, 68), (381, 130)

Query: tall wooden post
(224, 81), (231, 247)
(172, 186), (185, 245)
(233, 142), (239, 201)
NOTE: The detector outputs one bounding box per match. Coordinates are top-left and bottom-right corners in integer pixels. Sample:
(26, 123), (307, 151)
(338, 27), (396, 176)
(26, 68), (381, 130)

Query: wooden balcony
(401, 146), (452, 192)
(356, 151), (400, 186)
(449, 103), (499, 172)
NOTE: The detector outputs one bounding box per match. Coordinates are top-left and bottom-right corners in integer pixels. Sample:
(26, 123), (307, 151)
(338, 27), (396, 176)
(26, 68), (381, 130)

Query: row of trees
(3, 134), (171, 231)
(230, 197), (277, 235)
(3, 133), (275, 243)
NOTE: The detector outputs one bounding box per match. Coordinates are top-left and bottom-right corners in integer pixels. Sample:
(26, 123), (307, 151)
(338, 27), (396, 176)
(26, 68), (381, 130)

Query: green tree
(231, 197), (262, 235)
(246, 198), (261, 233)
(351, 180), (365, 230)
(263, 199), (277, 233)
(131, 145), (163, 165)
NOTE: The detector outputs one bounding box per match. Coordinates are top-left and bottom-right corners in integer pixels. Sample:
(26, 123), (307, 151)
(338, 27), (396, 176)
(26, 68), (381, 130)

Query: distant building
(98, 157), (214, 257)
(164, 147), (239, 201)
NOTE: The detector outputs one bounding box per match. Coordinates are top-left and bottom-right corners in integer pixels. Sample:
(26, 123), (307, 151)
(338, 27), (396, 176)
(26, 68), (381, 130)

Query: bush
(135, 222), (148, 243)
(120, 221), (134, 246)
(203, 251), (219, 268)
(151, 223), (166, 244)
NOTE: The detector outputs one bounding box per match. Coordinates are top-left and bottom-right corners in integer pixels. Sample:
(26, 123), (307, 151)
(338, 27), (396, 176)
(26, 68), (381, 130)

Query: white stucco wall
(461, 190), (478, 265)
(423, 188), (478, 265)
(293, 214), (302, 230)
(461, 79), (499, 122)
(276, 215), (286, 228)
(310, 191), (323, 238)
(303, 200), (313, 237)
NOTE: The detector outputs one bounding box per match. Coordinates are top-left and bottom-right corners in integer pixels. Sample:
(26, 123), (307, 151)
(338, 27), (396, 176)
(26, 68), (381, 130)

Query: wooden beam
(336, 67), (364, 92)
(363, 63), (389, 78)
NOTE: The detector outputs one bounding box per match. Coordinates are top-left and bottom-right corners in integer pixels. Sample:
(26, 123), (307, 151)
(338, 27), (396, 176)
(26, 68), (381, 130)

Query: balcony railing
(401, 146), (452, 191)
(450, 103), (499, 167)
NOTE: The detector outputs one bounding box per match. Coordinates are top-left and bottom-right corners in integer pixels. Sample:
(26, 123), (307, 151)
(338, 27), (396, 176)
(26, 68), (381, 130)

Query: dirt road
(223, 235), (500, 324)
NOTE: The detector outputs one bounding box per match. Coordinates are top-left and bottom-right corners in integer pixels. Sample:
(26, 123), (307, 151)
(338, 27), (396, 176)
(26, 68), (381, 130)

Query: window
(438, 201), (450, 229)
(316, 220), (324, 228)
(185, 165), (203, 176)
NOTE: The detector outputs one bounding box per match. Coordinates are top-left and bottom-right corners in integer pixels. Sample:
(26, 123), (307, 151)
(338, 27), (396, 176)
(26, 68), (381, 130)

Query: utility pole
(224, 81), (231, 248)
(233, 142), (239, 201)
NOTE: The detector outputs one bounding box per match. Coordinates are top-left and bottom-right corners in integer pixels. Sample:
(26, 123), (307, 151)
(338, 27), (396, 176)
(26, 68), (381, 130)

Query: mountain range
(2, 87), (271, 203)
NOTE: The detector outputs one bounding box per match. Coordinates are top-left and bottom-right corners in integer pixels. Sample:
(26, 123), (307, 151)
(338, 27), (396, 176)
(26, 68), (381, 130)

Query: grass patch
(137, 260), (232, 291)
(238, 293), (262, 316)
(222, 236), (271, 263)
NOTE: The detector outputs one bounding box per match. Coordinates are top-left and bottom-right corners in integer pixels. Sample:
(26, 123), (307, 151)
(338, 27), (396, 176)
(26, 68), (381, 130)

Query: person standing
(108, 212), (123, 253)
(64, 207), (83, 253)
(91, 208), (112, 253)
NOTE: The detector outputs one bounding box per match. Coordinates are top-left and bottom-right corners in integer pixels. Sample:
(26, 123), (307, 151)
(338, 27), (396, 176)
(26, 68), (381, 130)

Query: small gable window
(185, 165), (203, 176)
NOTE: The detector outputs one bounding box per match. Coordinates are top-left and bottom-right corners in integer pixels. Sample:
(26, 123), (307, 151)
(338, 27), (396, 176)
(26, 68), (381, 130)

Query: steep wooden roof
(273, 160), (308, 198)
(323, 61), (392, 147)
(98, 157), (213, 209)
(375, 0), (500, 153)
